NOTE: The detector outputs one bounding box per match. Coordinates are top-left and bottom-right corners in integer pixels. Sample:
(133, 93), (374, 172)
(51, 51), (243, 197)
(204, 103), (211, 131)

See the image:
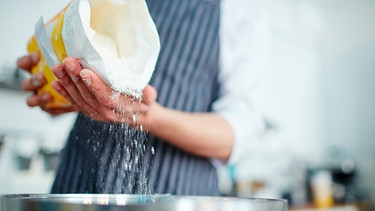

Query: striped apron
(51, 0), (221, 195)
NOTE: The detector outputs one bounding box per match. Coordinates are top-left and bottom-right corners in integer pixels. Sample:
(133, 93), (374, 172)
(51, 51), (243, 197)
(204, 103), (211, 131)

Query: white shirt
(213, 0), (269, 165)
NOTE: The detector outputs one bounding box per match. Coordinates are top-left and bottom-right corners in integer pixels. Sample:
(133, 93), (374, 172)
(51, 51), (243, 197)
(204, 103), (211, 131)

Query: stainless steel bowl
(1, 194), (287, 211)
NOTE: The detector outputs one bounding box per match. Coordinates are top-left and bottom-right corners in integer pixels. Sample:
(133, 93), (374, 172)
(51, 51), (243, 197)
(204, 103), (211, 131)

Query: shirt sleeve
(212, 0), (270, 165)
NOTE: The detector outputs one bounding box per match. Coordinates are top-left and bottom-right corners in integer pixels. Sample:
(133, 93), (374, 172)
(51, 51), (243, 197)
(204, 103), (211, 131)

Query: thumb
(142, 85), (157, 103)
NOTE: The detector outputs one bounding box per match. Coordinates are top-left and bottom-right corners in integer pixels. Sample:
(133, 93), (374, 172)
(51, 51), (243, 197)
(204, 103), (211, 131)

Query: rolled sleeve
(213, 0), (270, 165)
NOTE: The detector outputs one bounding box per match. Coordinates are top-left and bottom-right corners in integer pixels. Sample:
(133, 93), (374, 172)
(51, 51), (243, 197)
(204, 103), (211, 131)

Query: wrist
(140, 101), (167, 133)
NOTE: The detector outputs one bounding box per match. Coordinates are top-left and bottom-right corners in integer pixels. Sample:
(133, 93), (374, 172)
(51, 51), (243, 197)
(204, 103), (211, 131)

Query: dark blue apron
(51, 0), (221, 195)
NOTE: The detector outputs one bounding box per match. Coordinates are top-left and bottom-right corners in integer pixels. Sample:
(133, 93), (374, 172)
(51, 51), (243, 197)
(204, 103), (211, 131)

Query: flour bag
(27, 0), (160, 108)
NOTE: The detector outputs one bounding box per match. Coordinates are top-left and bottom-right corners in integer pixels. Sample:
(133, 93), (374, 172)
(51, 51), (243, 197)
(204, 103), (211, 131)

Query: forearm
(141, 102), (234, 162)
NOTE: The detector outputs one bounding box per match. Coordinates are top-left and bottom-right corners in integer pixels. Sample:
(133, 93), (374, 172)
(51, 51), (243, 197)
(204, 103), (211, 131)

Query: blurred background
(0, 0), (375, 210)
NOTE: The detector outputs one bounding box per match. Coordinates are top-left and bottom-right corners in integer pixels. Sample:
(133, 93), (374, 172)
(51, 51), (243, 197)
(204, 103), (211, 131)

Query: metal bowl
(1, 194), (287, 211)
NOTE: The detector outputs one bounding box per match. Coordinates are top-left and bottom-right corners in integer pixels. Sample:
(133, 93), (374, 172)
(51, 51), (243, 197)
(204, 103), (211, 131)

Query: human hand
(17, 52), (78, 116)
(52, 57), (157, 126)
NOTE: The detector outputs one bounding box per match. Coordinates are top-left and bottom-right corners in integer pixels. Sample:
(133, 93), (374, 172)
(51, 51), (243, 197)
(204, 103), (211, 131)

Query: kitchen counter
(289, 202), (375, 211)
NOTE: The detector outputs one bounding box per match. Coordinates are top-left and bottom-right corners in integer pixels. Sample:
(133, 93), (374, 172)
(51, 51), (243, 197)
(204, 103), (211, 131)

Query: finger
(52, 64), (81, 100)
(79, 68), (117, 107)
(62, 58), (99, 107)
(34, 92), (78, 115)
(61, 59), (102, 115)
(26, 92), (53, 107)
(60, 58), (97, 105)
(17, 52), (40, 73)
(26, 94), (43, 107)
(21, 72), (46, 91)
(51, 80), (76, 107)
(142, 85), (157, 103)
(42, 106), (79, 116)
(62, 57), (82, 81)
(75, 70), (102, 105)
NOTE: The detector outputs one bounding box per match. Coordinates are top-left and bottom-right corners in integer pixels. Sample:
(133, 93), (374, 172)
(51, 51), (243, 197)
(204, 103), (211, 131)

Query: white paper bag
(62, 0), (160, 97)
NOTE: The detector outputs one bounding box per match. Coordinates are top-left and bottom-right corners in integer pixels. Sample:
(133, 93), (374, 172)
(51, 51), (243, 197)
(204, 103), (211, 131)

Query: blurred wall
(0, 0), (71, 66)
(0, 0), (75, 195)
(238, 0), (375, 202)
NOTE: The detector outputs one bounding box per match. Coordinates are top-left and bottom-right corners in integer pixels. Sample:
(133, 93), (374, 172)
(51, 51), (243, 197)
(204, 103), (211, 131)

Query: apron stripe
(165, 150), (179, 193)
(63, 143), (77, 192)
(175, 153), (188, 194)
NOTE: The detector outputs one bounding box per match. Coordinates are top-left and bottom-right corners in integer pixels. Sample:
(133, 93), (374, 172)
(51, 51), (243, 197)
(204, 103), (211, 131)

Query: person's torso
(51, 0), (221, 195)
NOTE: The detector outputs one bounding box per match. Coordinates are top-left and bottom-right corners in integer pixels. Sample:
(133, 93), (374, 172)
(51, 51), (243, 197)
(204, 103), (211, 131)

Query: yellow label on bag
(51, 13), (67, 63)
(27, 5), (71, 109)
